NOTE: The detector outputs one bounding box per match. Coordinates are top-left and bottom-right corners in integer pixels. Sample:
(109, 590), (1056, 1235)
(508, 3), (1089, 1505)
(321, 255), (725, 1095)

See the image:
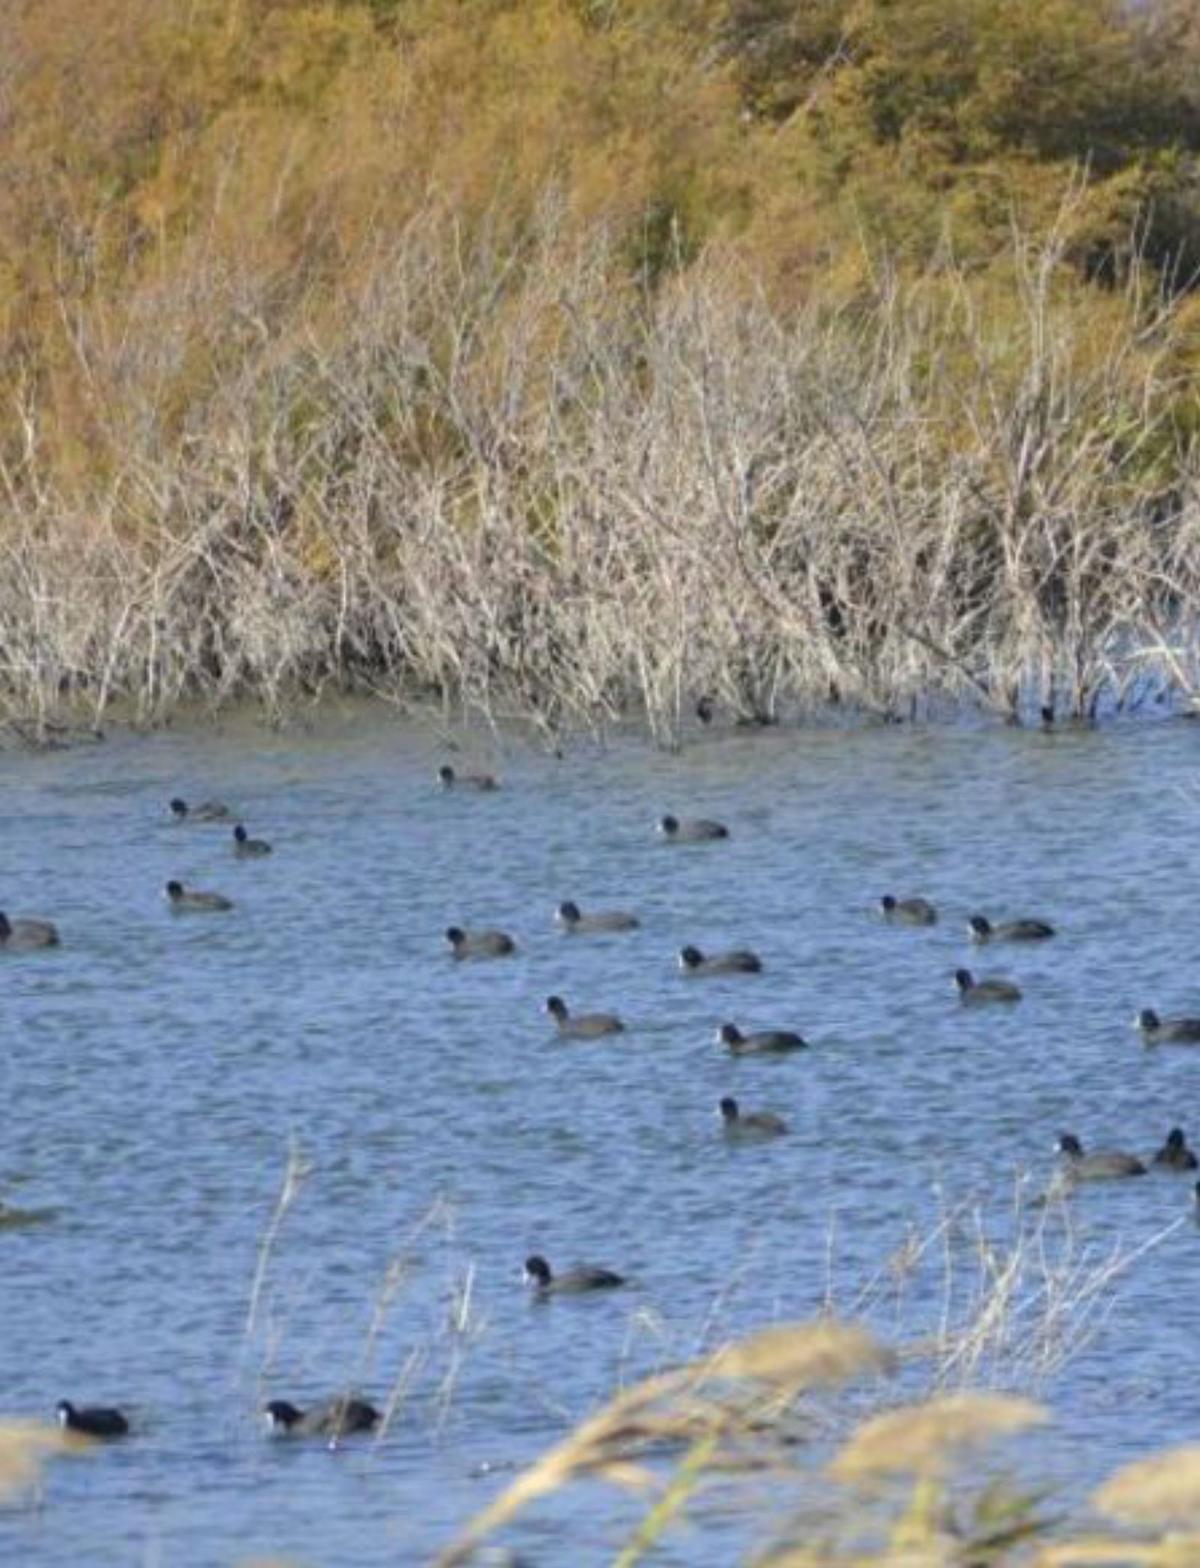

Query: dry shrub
(1, 185), (1199, 744)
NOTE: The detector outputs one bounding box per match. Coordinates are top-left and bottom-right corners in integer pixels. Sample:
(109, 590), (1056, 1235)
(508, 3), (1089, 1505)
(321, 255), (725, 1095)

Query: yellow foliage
(0, 0), (1197, 487)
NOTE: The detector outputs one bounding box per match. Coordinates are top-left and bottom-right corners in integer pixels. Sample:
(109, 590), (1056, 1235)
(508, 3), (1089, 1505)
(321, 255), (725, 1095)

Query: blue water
(2, 708), (1199, 1564)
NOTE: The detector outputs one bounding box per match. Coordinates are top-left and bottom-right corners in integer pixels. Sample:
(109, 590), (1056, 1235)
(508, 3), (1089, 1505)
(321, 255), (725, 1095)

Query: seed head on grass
(0, 1420), (77, 1501)
(705, 1321), (895, 1389)
(1094, 1444), (1200, 1528)
(829, 1393), (1049, 1481)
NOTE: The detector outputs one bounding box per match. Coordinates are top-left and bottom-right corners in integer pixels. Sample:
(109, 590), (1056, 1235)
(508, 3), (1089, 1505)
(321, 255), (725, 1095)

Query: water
(3, 707), (1200, 1564)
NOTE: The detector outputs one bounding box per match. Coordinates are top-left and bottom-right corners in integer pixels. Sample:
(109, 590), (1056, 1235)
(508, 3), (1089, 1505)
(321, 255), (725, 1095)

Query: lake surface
(3, 707), (1200, 1564)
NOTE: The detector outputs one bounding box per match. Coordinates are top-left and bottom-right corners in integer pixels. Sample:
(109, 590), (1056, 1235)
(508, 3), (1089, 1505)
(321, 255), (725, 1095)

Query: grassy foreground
(0, 1161), (1190, 1562)
(437, 1319), (1200, 1566)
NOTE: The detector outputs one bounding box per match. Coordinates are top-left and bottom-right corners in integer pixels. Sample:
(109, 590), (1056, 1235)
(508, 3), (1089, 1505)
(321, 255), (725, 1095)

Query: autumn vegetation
(2, 0), (1200, 736)
(437, 1320), (1200, 1566)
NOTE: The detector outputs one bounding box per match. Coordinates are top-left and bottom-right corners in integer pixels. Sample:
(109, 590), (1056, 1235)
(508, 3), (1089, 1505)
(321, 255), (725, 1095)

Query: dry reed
(0, 190), (1197, 745)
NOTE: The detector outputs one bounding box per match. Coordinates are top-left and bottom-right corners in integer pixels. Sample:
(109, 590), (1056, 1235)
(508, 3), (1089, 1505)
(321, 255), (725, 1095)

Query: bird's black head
(1057, 1133), (1084, 1159)
(557, 901), (581, 925)
(524, 1255), (552, 1287)
(264, 1400), (302, 1430)
(234, 824), (248, 843)
(166, 881), (184, 899)
(679, 945), (704, 968)
(719, 1097), (739, 1122)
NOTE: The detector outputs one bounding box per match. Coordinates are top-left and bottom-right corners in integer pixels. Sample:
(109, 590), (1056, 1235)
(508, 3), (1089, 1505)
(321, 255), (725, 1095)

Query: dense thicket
(1, 1), (1199, 734)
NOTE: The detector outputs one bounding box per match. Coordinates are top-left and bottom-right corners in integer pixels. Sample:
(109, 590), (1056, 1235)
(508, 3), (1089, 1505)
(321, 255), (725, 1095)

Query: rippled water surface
(4, 708), (1200, 1564)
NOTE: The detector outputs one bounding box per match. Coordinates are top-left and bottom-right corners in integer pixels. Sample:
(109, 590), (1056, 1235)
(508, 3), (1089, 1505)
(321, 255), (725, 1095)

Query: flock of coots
(4, 764), (1200, 1453)
(878, 891), (1200, 1186)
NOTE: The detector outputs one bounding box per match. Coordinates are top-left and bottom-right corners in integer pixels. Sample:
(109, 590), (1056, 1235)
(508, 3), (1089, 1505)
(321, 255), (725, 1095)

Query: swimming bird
(56, 1401), (129, 1439)
(165, 880), (233, 912)
(523, 1255), (625, 1296)
(555, 901), (639, 934)
(233, 824), (272, 857)
(658, 814), (728, 842)
(0, 912), (59, 948)
(879, 895), (937, 926)
(1152, 1128), (1198, 1171)
(445, 926), (516, 959)
(545, 995), (624, 1038)
(954, 969), (1021, 1004)
(169, 797), (230, 822)
(1056, 1133), (1146, 1180)
(719, 1096), (787, 1138)
(0, 1200), (57, 1228)
(263, 1397), (379, 1437)
(717, 1023), (807, 1055)
(679, 945), (762, 976)
(438, 765), (498, 791)
(1135, 1009), (1200, 1044)
(968, 914), (1055, 942)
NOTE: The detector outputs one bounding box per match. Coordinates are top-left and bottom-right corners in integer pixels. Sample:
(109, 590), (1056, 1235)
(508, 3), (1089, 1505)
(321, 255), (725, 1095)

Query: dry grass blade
(433, 1368), (695, 1567)
(612, 1432), (720, 1568)
(830, 1393), (1049, 1480)
(761, 1547), (959, 1568)
(1036, 1540), (1184, 1566)
(244, 1136), (311, 1342)
(1094, 1447), (1200, 1527)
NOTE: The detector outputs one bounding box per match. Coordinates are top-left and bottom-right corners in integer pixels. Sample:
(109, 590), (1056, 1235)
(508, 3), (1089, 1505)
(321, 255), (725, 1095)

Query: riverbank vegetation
(2, 1), (1200, 738)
